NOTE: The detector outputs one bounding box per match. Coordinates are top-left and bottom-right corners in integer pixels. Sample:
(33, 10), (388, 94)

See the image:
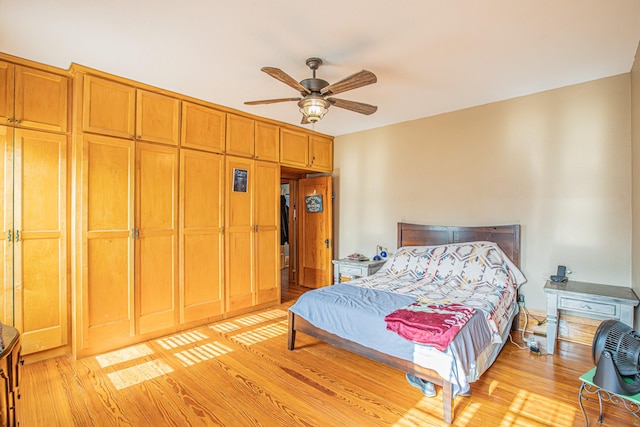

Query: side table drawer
(340, 265), (366, 278)
(558, 296), (617, 317)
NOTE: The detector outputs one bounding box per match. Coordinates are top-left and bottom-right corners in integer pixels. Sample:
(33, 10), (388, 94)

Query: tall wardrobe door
(179, 149), (224, 323)
(14, 129), (67, 354)
(225, 156), (254, 314)
(82, 134), (135, 354)
(254, 161), (280, 305)
(136, 142), (178, 335)
(0, 126), (13, 325)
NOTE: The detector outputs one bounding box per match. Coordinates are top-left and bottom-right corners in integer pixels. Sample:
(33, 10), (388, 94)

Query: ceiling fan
(244, 57), (378, 124)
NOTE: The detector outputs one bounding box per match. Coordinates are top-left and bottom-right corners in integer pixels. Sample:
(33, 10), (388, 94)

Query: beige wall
(633, 42), (640, 318)
(334, 74), (632, 311)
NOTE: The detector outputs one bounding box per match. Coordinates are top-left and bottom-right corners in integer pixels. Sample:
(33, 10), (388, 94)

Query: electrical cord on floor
(508, 300), (550, 358)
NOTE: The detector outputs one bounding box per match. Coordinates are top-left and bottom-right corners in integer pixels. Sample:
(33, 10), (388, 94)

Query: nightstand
(543, 280), (639, 354)
(332, 258), (386, 284)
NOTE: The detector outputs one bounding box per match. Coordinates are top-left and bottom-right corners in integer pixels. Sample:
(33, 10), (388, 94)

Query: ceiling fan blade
(244, 97), (301, 105)
(328, 98), (377, 115)
(321, 70), (377, 96)
(261, 67), (310, 94)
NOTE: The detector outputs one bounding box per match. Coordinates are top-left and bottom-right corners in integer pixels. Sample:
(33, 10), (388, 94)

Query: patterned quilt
(349, 241), (526, 343)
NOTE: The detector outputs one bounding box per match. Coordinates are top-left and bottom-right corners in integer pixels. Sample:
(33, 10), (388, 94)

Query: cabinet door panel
(15, 66), (68, 132)
(181, 102), (225, 153)
(136, 90), (180, 146)
(83, 134), (135, 351)
(83, 76), (135, 138)
(0, 126), (12, 325)
(180, 150), (224, 323)
(0, 62), (14, 126)
(309, 135), (333, 172)
(255, 121), (279, 162)
(280, 128), (308, 168)
(226, 114), (254, 157)
(225, 156), (253, 314)
(14, 129), (67, 354)
(136, 142), (178, 335)
(255, 161), (280, 305)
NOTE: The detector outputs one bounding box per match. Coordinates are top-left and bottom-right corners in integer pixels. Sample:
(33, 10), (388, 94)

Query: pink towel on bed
(384, 302), (476, 351)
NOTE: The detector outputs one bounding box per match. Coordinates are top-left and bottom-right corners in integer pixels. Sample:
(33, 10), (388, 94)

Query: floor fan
(592, 319), (640, 395)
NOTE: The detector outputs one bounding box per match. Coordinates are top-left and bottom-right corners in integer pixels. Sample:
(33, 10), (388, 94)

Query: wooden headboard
(397, 223), (521, 267)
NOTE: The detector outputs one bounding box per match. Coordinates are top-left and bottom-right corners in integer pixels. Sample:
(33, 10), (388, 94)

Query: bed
(287, 223), (525, 424)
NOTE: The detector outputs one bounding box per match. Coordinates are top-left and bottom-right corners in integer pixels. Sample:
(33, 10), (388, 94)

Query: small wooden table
(543, 280), (639, 354)
(332, 258), (386, 284)
(579, 367), (640, 426)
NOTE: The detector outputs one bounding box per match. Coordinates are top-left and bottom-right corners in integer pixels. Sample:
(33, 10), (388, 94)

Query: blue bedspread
(289, 283), (497, 395)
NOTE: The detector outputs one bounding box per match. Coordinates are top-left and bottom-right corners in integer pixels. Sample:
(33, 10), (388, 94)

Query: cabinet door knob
(7, 118), (13, 123)
(6, 230), (11, 242)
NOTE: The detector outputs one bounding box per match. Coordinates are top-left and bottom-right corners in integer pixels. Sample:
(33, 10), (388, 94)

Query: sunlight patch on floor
(209, 321), (241, 333)
(95, 344), (154, 368)
(392, 405), (439, 426)
(156, 330), (209, 350)
(498, 389), (579, 426)
(174, 341), (234, 367)
(230, 321), (288, 345)
(234, 309), (288, 326)
(107, 360), (174, 390)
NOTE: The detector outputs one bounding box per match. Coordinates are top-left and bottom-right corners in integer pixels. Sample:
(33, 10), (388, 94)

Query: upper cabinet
(181, 101), (225, 153)
(280, 128), (333, 172)
(0, 61), (69, 133)
(255, 121), (279, 162)
(82, 75), (180, 145)
(309, 135), (333, 172)
(226, 114), (254, 157)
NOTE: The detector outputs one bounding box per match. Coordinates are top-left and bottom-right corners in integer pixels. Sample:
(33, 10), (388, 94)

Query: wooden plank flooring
(18, 285), (632, 426)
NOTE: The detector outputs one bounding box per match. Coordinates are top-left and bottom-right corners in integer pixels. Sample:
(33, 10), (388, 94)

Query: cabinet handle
(137, 135), (142, 139)
(7, 118), (13, 123)
(580, 303), (592, 310)
(15, 230), (19, 242)
(325, 238), (330, 248)
(135, 228), (139, 239)
(6, 230), (11, 242)
(14, 120), (20, 125)
(130, 134), (135, 139)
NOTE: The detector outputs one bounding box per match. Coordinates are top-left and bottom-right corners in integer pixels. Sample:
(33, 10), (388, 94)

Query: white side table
(332, 258), (386, 284)
(543, 280), (639, 354)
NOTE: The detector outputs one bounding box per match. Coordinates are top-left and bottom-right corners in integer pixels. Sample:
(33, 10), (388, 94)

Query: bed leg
(442, 381), (453, 424)
(287, 311), (296, 351)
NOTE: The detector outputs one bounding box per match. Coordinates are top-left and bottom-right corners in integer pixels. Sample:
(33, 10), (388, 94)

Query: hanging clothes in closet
(280, 194), (289, 244)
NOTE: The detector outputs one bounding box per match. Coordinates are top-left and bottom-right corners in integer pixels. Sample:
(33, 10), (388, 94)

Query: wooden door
(14, 66), (68, 133)
(0, 62), (15, 126)
(254, 161), (280, 305)
(13, 129), (67, 354)
(309, 135), (333, 172)
(181, 102), (225, 153)
(280, 128), (308, 168)
(82, 75), (136, 139)
(225, 156), (254, 314)
(136, 89), (180, 146)
(255, 121), (279, 162)
(298, 176), (333, 288)
(0, 126), (13, 325)
(226, 114), (254, 158)
(179, 149), (224, 324)
(82, 134), (135, 355)
(135, 142), (178, 335)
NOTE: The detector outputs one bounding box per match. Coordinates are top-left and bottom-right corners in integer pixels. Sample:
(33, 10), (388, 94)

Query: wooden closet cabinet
(0, 61), (68, 133)
(255, 121), (279, 162)
(226, 114), (254, 158)
(1, 126), (67, 355)
(181, 102), (225, 153)
(280, 128), (333, 172)
(179, 149), (224, 323)
(78, 134), (179, 355)
(82, 75), (180, 145)
(225, 157), (279, 316)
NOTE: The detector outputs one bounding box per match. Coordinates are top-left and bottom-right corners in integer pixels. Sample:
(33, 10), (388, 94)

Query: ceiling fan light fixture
(298, 96), (330, 123)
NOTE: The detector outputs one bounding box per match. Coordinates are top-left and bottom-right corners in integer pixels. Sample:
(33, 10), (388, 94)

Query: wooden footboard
(288, 311), (454, 424)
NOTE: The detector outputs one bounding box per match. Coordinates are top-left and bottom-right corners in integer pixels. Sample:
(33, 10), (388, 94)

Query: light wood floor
(18, 287), (630, 426)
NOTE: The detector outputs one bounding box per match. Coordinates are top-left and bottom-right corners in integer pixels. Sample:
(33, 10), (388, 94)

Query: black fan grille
(601, 320), (640, 375)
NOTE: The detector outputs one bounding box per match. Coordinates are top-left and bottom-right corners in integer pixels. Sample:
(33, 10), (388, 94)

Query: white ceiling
(1, 0), (640, 137)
